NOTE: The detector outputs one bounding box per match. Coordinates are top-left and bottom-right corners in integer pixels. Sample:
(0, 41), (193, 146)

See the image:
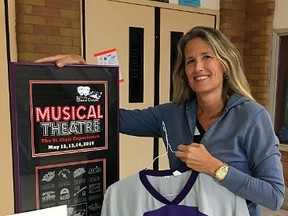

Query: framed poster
(9, 63), (119, 215)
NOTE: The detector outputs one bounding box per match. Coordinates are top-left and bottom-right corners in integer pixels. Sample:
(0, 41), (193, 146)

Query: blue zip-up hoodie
(120, 94), (285, 216)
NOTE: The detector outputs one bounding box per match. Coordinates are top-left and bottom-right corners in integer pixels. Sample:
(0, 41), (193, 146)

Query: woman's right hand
(35, 54), (86, 67)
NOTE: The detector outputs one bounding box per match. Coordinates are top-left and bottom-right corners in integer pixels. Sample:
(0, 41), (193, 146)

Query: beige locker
(85, 0), (219, 178)
(0, 1), (14, 215)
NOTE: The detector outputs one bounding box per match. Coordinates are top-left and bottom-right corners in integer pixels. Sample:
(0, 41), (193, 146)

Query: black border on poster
(9, 62), (119, 213)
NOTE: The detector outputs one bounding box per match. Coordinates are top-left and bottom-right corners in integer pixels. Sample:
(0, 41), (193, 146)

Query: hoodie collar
(185, 94), (250, 137)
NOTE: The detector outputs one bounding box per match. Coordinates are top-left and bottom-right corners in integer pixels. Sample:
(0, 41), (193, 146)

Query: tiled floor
(261, 206), (288, 216)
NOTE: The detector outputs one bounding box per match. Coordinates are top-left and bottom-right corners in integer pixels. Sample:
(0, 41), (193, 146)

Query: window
(275, 35), (288, 144)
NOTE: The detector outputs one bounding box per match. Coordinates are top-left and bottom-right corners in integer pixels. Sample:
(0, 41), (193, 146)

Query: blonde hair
(172, 26), (254, 104)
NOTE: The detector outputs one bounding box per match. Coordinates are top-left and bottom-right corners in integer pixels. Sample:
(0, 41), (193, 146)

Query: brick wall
(220, 0), (274, 107)
(15, 0), (81, 62)
(284, 155), (288, 187)
(282, 151), (288, 186)
(244, 0), (275, 107)
(219, 0), (246, 56)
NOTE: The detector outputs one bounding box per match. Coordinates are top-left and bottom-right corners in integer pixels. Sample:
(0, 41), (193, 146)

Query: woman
(36, 26), (285, 215)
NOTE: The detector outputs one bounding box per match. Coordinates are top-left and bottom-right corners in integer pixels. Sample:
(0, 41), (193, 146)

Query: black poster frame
(9, 62), (119, 215)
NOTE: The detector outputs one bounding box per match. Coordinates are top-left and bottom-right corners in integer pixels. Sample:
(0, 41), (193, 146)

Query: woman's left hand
(35, 54), (86, 67)
(175, 143), (223, 176)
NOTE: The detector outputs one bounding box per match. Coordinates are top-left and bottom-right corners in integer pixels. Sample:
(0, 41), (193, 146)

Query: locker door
(158, 7), (219, 169)
(85, 0), (155, 178)
(0, 1), (14, 214)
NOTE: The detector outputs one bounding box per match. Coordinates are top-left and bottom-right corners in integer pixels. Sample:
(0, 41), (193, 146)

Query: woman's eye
(203, 55), (212, 60)
(186, 59), (195, 65)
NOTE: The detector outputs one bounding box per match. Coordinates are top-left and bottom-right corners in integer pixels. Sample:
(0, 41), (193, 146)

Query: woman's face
(184, 37), (225, 98)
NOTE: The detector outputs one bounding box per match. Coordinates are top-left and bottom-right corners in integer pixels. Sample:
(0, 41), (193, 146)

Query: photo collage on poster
(36, 159), (106, 216)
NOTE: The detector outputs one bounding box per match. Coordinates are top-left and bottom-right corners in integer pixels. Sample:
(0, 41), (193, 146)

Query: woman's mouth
(194, 75), (210, 80)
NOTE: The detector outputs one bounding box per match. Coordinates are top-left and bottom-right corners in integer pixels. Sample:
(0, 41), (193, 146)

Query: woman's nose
(194, 60), (204, 72)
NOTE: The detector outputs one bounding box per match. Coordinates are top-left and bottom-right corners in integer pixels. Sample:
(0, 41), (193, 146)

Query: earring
(223, 73), (228, 79)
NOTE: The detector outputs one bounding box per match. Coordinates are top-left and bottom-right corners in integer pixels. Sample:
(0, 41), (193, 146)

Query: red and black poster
(30, 81), (108, 156)
(9, 63), (119, 215)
